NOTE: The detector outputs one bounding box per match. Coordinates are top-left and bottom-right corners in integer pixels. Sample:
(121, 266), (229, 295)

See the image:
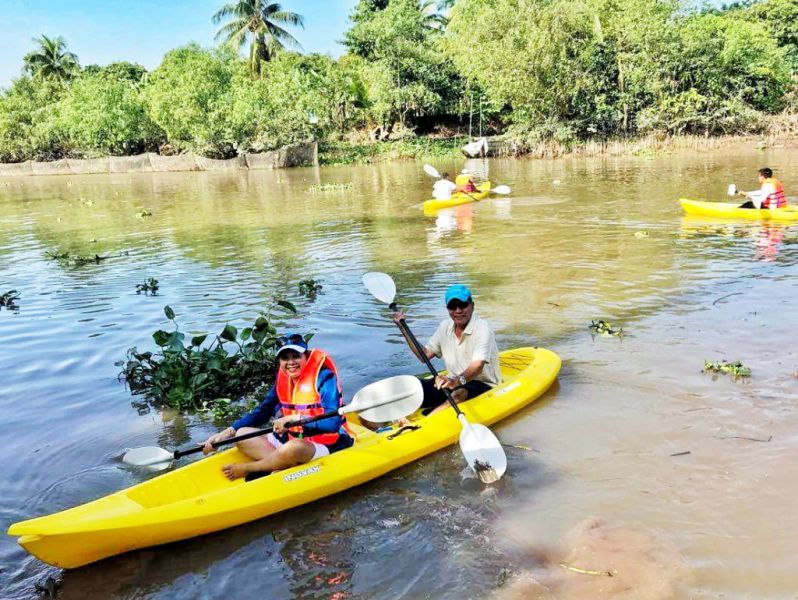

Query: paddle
(123, 375), (424, 468)
(362, 271), (507, 484)
(423, 163), (512, 196)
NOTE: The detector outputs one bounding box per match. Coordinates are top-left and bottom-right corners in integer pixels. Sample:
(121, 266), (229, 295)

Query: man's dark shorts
(419, 377), (492, 413)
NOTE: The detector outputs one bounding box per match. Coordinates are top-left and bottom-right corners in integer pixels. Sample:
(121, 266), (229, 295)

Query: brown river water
(1, 148), (797, 599)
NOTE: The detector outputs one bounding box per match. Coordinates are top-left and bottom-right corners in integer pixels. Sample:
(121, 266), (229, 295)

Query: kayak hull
(679, 198), (798, 221)
(8, 347), (560, 569)
(424, 181), (491, 212)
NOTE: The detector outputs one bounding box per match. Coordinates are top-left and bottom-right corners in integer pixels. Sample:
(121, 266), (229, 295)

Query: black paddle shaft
(389, 302), (464, 418)
(172, 410), (340, 460)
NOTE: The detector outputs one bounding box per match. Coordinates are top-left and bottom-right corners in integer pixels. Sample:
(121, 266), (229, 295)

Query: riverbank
(0, 141), (318, 178)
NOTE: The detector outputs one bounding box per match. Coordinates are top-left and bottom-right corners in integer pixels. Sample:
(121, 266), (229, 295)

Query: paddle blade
(362, 272), (396, 305)
(727, 184), (737, 196)
(457, 416), (507, 484)
(491, 185), (511, 195)
(348, 375), (423, 422)
(122, 446), (174, 468)
(423, 164), (440, 178)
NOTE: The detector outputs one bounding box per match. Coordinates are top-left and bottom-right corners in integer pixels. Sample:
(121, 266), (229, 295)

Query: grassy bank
(318, 137), (466, 166)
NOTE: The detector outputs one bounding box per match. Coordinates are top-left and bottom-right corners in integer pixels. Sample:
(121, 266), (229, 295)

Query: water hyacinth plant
(703, 360), (751, 379)
(117, 301), (300, 411)
(135, 278), (159, 295)
(589, 319), (623, 337)
(298, 278), (323, 299)
(0, 290), (20, 310)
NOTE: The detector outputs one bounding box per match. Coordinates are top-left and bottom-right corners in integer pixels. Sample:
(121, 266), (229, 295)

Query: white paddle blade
(458, 417), (507, 484)
(362, 272), (396, 305)
(348, 375), (423, 422)
(423, 164), (441, 178)
(491, 185), (511, 195)
(727, 184), (737, 196)
(123, 446), (174, 467)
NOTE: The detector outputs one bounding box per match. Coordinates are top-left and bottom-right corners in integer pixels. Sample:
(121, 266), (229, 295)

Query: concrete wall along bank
(0, 141), (318, 177)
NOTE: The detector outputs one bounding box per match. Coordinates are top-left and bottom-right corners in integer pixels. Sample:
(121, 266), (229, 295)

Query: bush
(117, 303), (299, 411)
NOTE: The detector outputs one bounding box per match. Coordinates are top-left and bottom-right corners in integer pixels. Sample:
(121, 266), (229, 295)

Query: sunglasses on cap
(446, 299), (472, 311)
(276, 334), (305, 349)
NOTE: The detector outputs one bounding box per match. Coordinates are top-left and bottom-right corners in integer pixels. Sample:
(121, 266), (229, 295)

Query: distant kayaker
(202, 334), (353, 480)
(432, 172), (457, 200)
(393, 284), (501, 413)
(455, 169), (478, 194)
(738, 167), (787, 209)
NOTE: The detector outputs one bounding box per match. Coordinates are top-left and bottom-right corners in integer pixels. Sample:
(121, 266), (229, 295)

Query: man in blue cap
(393, 284), (500, 412)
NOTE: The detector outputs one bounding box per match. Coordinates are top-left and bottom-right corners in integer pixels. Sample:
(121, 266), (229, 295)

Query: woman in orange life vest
(202, 334), (353, 480)
(455, 169), (478, 193)
(738, 167), (788, 209)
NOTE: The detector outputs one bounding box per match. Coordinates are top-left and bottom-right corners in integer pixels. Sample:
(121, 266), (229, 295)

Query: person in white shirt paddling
(432, 172), (457, 200)
(738, 167), (788, 209)
(393, 284), (500, 413)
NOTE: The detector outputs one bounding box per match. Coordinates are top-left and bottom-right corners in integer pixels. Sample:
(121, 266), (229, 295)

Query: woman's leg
(222, 429), (316, 480)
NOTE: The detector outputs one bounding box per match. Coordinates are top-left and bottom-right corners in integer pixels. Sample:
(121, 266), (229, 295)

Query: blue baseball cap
(276, 333), (308, 356)
(445, 284), (472, 305)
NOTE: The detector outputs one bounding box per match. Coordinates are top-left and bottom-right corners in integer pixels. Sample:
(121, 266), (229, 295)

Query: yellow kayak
(423, 181), (491, 212)
(679, 198), (798, 221)
(8, 346), (560, 569)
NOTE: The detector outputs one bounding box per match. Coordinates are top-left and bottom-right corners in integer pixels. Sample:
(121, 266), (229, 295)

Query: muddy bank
(0, 141), (317, 177)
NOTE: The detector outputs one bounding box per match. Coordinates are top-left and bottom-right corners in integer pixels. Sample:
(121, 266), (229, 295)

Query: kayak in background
(679, 198), (798, 221)
(8, 346), (560, 569)
(424, 181), (492, 213)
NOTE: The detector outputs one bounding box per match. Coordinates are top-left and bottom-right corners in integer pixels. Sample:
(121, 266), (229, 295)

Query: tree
(344, 0), (461, 137)
(145, 45), (241, 156)
(212, 1), (304, 75)
(59, 65), (163, 155)
(23, 35), (79, 82)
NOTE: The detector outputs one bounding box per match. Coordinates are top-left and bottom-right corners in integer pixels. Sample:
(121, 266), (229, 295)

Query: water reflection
(3, 150), (798, 598)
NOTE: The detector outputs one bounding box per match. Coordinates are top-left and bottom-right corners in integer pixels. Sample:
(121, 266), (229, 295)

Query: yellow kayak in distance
(679, 198), (798, 221)
(423, 181), (492, 213)
(8, 346), (561, 569)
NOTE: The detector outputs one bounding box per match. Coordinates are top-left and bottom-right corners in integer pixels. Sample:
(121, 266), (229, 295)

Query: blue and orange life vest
(275, 348), (344, 445)
(762, 177), (787, 209)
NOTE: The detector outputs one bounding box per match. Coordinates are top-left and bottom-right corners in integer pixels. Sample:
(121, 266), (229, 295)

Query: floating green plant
(117, 301), (300, 412)
(703, 360), (751, 379)
(136, 278), (159, 296)
(136, 209), (153, 218)
(46, 249), (129, 267)
(589, 319), (623, 337)
(298, 278), (323, 299)
(307, 182), (354, 193)
(0, 290), (20, 310)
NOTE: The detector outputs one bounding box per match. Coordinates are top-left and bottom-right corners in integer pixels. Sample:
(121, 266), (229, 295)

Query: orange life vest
(762, 178), (787, 209)
(275, 349), (344, 445)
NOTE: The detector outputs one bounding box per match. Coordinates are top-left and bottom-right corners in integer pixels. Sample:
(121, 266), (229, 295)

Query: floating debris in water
(298, 278), (323, 299)
(634, 230), (649, 238)
(589, 320), (623, 337)
(135, 209), (152, 218)
(136, 278), (159, 296)
(0, 290), (20, 310)
(308, 182), (354, 193)
(559, 562), (614, 577)
(703, 359), (751, 379)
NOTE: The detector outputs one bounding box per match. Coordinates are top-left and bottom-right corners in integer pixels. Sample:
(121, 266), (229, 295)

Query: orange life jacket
(762, 178), (787, 209)
(275, 349), (344, 445)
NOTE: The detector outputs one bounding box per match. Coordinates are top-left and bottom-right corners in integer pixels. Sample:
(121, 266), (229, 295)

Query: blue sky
(0, 0), (357, 87)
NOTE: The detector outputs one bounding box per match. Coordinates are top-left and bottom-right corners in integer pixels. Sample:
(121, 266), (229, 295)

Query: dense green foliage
(1, 0), (797, 162)
(117, 303), (299, 411)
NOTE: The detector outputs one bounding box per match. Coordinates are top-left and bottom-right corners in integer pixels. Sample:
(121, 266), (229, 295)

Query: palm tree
(420, 1), (448, 31)
(212, 1), (304, 75)
(23, 35), (79, 82)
